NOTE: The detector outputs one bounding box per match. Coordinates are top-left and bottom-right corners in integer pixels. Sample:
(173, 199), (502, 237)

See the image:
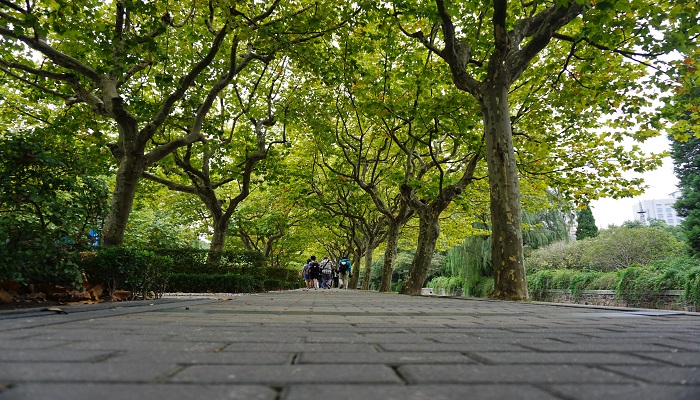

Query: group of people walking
(302, 255), (352, 290)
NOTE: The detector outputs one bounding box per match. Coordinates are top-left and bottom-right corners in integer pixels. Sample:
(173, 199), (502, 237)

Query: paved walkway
(1, 290), (699, 400)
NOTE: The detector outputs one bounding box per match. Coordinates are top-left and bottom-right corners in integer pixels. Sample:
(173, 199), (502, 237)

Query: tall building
(633, 192), (684, 226)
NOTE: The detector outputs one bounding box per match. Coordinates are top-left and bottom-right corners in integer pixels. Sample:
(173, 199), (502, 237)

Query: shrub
(615, 258), (699, 307)
(426, 275), (494, 297)
(159, 248), (265, 274)
(525, 240), (587, 272)
(526, 226), (687, 273)
(615, 265), (661, 306)
(0, 235), (85, 288)
(427, 276), (465, 296)
(563, 270), (617, 297)
(0, 130), (109, 288)
(581, 226), (685, 271)
(81, 246), (172, 299)
(475, 277), (494, 297)
(684, 268), (700, 309)
(587, 271), (619, 290)
(528, 269), (591, 300)
(81, 246), (302, 297)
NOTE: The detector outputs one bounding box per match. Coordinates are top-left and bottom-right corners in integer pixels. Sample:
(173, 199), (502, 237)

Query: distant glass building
(633, 192), (684, 226)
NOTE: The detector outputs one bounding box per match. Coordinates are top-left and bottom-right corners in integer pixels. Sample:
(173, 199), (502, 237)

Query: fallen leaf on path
(111, 290), (131, 301)
(42, 307), (68, 314)
(215, 297), (233, 301)
(0, 291), (13, 303)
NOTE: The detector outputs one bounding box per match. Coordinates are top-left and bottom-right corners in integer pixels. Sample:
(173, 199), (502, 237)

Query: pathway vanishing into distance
(1, 290), (699, 399)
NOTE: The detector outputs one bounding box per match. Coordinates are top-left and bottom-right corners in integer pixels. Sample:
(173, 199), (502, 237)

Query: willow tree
(394, 0), (694, 299)
(0, 0), (357, 246)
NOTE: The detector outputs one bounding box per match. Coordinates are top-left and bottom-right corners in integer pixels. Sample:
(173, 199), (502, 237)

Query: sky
(589, 134), (679, 228)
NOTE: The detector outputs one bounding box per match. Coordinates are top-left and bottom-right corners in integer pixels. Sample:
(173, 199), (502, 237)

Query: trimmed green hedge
(79, 246), (303, 299)
(158, 248), (265, 274)
(80, 246), (172, 300)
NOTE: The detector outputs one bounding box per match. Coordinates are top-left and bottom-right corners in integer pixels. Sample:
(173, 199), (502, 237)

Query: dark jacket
(338, 258), (352, 274)
(308, 261), (321, 279)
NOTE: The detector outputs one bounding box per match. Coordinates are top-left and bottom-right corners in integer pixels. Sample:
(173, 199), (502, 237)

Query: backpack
(338, 259), (350, 273)
(321, 260), (332, 275)
(309, 261), (321, 276)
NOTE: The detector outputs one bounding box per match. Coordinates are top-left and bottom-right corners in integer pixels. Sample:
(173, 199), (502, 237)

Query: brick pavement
(0, 290), (699, 400)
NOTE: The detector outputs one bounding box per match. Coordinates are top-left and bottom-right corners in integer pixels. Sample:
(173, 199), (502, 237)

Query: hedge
(79, 246), (303, 299)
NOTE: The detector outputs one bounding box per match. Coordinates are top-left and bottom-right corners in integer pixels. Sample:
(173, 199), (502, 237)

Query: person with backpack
(302, 259), (312, 289)
(337, 256), (352, 289)
(308, 256), (321, 290)
(320, 256), (334, 289)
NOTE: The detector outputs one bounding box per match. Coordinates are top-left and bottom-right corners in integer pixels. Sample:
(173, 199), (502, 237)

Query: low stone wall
(541, 289), (694, 311)
(423, 288), (696, 312)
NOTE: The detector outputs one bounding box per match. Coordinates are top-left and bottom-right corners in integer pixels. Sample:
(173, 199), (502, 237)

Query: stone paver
(1, 290), (699, 400)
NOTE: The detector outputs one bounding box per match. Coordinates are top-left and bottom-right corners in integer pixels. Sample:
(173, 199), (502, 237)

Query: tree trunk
(207, 217), (229, 265)
(379, 220), (401, 292)
(348, 249), (362, 290)
(481, 86), (528, 300)
(361, 243), (374, 290)
(399, 209), (440, 295)
(101, 154), (146, 246)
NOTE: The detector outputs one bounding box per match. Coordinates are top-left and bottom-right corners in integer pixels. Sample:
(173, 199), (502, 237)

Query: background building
(633, 192), (684, 226)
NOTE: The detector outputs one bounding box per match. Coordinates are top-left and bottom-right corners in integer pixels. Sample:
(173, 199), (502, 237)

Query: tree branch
(0, 0), (26, 14)
(141, 172), (197, 194)
(507, 3), (583, 83)
(0, 27), (102, 82)
(553, 32), (661, 68)
(143, 24), (230, 161)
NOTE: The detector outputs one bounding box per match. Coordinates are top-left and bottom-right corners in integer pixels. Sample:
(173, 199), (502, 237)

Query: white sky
(589, 134), (678, 228)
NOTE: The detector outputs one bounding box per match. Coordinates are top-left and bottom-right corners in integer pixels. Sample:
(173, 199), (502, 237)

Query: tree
(297, 10), (491, 293)
(575, 206), (598, 240)
(0, 0), (355, 247)
(142, 61), (288, 262)
(312, 180), (388, 290)
(230, 188), (305, 267)
(672, 135), (700, 256)
(666, 31), (700, 257)
(523, 206), (573, 250)
(393, 0), (694, 299)
(300, 67), (416, 292)
(441, 205), (571, 296)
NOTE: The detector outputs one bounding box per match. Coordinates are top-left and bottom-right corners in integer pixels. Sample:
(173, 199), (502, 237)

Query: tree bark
(480, 86), (528, 300)
(360, 243), (374, 290)
(379, 219), (401, 292)
(416, 0), (583, 301)
(399, 209), (440, 295)
(101, 153), (146, 246)
(207, 216), (229, 265)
